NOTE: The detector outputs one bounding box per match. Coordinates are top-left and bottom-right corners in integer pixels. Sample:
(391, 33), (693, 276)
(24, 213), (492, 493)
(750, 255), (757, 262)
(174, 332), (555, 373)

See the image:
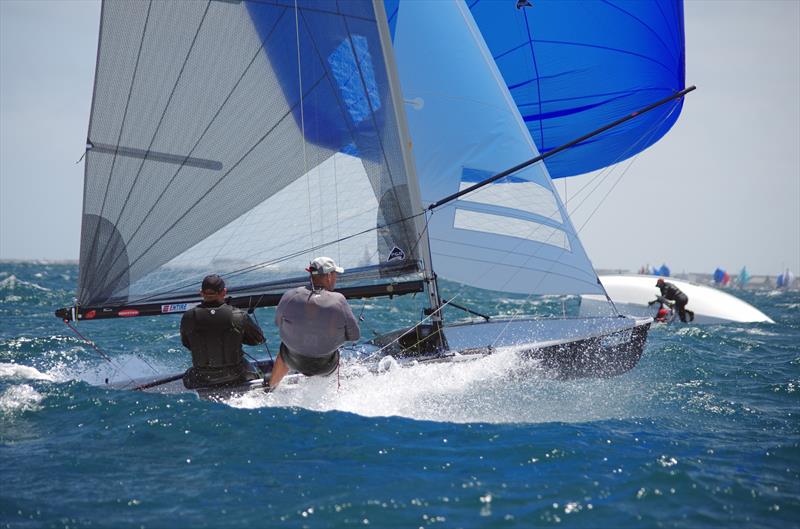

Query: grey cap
(306, 256), (344, 275)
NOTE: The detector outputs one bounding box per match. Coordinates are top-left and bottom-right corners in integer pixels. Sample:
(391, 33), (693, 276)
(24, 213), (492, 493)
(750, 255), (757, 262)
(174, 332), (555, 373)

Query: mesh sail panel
(78, 0), (421, 306)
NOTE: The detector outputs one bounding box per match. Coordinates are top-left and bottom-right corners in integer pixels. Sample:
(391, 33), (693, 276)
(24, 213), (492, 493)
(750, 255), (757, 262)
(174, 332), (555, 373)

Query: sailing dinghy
(56, 0), (691, 398)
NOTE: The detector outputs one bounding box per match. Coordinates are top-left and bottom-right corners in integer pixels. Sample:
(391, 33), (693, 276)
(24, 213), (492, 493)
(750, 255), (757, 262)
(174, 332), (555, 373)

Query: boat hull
(117, 316), (650, 399)
(367, 316), (651, 379)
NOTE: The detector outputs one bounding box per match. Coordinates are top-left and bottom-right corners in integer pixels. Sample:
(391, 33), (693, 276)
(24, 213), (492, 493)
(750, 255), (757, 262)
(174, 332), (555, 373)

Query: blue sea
(1, 261), (798, 528)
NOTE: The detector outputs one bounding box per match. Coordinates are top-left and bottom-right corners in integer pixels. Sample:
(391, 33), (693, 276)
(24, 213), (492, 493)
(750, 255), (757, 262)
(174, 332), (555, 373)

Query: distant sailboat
(55, 0), (693, 397)
(737, 266), (751, 287)
(654, 264), (672, 277)
(776, 269), (795, 289)
(713, 267), (731, 287)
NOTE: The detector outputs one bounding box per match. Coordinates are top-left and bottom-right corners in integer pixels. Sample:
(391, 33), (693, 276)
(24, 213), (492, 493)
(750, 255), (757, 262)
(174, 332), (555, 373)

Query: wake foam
(226, 348), (645, 424)
(48, 353), (180, 388)
(228, 349), (526, 418)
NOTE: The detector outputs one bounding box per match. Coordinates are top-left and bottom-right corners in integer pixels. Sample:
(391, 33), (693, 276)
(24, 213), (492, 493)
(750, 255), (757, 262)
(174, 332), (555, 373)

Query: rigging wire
(248, 307), (274, 363)
(557, 103), (683, 225)
(62, 319), (150, 387)
(359, 294), (463, 362)
(118, 208), (426, 307)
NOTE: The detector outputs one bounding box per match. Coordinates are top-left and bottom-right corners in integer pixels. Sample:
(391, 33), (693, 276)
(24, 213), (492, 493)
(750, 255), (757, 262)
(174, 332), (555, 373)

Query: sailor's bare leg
(268, 354), (289, 389)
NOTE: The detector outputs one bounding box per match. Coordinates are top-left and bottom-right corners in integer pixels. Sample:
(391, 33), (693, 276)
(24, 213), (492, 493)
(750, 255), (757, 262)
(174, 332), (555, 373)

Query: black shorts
(279, 343), (339, 377)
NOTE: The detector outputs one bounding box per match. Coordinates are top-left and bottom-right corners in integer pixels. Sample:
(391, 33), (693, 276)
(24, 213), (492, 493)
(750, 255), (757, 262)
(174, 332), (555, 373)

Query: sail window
(328, 35), (381, 124)
(458, 169), (562, 222)
(453, 209), (570, 250)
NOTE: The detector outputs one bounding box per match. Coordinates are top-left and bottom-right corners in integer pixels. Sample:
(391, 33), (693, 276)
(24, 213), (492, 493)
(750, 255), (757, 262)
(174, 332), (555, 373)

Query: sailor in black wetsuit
(655, 278), (695, 323)
(180, 274), (265, 388)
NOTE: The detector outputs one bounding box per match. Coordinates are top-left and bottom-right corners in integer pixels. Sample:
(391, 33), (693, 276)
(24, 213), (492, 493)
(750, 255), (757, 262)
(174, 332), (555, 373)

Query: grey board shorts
(279, 343), (339, 377)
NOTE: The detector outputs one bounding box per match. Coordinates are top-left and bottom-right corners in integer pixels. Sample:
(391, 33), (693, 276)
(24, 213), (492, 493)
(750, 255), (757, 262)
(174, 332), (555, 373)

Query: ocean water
(1, 262), (798, 528)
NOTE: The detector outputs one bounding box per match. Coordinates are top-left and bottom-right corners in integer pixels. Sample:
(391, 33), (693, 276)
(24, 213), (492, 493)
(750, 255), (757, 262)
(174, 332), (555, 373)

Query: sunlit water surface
(1, 262), (798, 528)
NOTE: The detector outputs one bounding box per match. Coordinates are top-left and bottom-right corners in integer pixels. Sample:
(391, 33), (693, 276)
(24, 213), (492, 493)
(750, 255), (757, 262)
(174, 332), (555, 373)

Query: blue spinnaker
(469, 0), (686, 178)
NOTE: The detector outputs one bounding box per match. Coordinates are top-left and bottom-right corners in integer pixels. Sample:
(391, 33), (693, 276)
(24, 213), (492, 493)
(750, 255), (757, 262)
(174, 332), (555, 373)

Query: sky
(0, 0), (798, 276)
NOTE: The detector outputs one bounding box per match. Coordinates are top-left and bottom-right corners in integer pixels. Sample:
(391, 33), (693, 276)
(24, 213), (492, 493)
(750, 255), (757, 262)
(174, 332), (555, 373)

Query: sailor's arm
(241, 313), (265, 345)
(274, 291), (289, 327)
(180, 311), (192, 348)
(341, 299), (361, 341)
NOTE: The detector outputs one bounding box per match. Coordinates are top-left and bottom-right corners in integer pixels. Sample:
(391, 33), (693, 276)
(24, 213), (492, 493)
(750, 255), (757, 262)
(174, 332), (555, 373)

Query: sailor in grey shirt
(268, 256), (360, 390)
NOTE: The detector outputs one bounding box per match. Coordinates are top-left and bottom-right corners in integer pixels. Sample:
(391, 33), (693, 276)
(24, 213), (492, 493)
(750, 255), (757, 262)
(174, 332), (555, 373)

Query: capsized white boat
(580, 275), (774, 324)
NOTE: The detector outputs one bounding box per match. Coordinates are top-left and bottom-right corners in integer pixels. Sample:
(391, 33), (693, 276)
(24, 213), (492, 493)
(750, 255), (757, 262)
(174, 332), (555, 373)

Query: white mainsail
(77, 0), (425, 307)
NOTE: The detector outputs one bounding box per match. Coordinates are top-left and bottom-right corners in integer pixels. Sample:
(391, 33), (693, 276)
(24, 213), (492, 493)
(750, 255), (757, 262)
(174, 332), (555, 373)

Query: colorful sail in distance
(467, 0), (686, 178)
(738, 266), (751, 287)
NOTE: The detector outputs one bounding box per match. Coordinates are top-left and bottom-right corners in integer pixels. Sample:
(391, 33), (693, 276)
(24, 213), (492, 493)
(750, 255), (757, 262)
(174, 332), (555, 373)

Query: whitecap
(0, 363), (56, 382)
(0, 384), (45, 414)
(0, 275), (51, 292)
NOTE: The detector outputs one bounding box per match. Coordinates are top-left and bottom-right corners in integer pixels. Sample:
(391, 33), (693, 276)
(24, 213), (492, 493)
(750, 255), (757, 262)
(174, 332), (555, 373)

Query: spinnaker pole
(428, 86), (696, 211)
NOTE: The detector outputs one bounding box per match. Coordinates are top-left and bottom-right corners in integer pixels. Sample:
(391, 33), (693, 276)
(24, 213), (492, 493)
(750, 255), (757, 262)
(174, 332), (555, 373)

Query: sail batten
(88, 142), (224, 170)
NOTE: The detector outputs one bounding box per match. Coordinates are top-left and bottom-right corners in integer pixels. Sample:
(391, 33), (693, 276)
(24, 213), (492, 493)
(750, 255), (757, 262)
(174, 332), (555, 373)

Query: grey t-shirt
(274, 286), (361, 358)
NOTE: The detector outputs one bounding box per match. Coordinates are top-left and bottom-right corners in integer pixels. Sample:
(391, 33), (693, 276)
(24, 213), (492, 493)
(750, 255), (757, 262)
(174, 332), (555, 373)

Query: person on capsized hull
(654, 278), (695, 323)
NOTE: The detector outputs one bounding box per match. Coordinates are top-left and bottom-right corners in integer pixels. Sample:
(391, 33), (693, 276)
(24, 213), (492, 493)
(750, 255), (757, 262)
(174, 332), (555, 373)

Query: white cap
(306, 256), (344, 275)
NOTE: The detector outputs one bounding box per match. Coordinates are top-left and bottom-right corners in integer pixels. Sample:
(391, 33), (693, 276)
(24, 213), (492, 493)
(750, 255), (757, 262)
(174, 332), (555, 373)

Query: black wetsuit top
(657, 282), (693, 322)
(657, 282), (688, 305)
(180, 301), (264, 386)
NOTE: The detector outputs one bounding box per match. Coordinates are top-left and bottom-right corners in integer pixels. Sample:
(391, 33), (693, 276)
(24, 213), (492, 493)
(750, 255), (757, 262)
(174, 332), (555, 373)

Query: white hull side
(580, 275), (774, 324)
